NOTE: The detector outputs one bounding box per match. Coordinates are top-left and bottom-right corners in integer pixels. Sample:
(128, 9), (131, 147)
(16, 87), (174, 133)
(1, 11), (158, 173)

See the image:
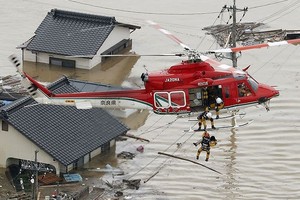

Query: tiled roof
(25, 9), (138, 56)
(0, 96), (129, 166)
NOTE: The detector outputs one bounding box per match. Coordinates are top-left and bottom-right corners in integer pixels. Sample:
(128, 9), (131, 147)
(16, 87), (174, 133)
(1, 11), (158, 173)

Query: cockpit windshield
(247, 76), (259, 91)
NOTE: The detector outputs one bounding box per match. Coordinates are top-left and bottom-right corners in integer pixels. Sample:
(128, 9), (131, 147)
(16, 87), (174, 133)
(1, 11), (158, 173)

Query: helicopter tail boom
(208, 38), (300, 53)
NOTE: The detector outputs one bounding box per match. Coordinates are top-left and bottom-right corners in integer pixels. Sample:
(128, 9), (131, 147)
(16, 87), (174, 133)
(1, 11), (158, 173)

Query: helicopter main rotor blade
(102, 53), (185, 57)
(67, 53), (185, 58)
(208, 38), (300, 53)
(147, 20), (191, 50)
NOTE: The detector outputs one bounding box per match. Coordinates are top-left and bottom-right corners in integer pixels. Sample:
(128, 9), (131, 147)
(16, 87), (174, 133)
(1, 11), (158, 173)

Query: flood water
(1, 0), (300, 199)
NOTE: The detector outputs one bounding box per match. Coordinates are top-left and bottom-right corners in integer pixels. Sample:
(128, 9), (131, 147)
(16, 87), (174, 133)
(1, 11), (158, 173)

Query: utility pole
(31, 150), (39, 200)
(231, 0), (238, 68)
(223, 1), (248, 68)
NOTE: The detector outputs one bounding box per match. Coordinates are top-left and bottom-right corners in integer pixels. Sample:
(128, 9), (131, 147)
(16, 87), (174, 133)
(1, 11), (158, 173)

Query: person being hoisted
(197, 108), (216, 131)
(195, 130), (217, 161)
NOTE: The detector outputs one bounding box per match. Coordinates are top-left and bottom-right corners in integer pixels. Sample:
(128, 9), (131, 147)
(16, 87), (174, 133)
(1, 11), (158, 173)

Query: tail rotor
(9, 54), (23, 77)
(8, 54), (38, 96)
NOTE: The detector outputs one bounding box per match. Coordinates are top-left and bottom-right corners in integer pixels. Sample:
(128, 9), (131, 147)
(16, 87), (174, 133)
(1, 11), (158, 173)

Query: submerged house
(18, 9), (140, 69)
(0, 96), (129, 175)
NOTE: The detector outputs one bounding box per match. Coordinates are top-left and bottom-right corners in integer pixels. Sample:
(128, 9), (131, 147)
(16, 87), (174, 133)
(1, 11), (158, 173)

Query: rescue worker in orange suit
(197, 108), (216, 131)
(195, 131), (217, 161)
(215, 96), (224, 119)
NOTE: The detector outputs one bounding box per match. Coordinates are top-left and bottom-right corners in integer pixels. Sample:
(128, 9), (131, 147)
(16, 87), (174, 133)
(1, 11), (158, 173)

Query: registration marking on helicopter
(165, 78), (180, 82)
(100, 100), (117, 106)
(198, 81), (209, 86)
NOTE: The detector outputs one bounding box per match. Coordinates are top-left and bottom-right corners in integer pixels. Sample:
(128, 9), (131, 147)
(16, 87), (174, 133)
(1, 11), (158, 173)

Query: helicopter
(9, 21), (300, 117)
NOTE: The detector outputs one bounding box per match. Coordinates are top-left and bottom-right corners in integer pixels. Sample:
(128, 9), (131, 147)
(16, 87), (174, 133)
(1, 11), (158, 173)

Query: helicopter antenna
(143, 64), (148, 72)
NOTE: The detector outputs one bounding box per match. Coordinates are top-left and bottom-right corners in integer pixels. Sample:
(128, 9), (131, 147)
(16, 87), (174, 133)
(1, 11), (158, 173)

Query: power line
(68, 0), (290, 16)
(69, 0), (220, 16)
(261, 1), (300, 23)
(248, 0), (290, 9)
(257, 0), (300, 23)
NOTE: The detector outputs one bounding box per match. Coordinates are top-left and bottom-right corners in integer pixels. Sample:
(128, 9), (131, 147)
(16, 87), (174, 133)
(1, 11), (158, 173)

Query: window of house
(2, 121), (8, 131)
(49, 57), (76, 68)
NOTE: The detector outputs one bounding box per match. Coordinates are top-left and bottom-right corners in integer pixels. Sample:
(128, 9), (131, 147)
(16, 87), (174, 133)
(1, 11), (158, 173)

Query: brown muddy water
(1, 0), (300, 199)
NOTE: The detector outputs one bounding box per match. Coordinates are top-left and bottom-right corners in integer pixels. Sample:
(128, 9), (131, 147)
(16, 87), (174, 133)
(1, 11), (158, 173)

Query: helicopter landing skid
(195, 120), (253, 131)
(184, 110), (251, 132)
(184, 119), (253, 132)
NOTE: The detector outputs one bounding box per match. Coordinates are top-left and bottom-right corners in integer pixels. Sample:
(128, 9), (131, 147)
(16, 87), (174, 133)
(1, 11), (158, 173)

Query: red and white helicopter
(9, 21), (300, 118)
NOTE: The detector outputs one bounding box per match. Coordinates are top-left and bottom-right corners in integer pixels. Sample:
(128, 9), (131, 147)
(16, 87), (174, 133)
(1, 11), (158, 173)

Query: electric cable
(257, 0), (300, 23)
(68, 0), (221, 16)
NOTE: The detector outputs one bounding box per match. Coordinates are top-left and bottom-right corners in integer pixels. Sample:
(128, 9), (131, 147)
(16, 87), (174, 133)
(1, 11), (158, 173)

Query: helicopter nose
(274, 88), (280, 97)
(260, 84), (279, 99)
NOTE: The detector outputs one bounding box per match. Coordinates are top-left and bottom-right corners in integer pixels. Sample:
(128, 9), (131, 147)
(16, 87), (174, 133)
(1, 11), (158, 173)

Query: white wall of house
(110, 140), (116, 147)
(90, 147), (101, 159)
(0, 120), (60, 174)
(23, 50), (90, 69)
(91, 26), (130, 69)
(99, 26), (130, 54)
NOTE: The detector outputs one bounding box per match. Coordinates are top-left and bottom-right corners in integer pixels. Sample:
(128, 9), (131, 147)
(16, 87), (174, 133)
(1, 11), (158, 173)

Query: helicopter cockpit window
(247, 77), (259, 91)
(238, 83), (252, 97)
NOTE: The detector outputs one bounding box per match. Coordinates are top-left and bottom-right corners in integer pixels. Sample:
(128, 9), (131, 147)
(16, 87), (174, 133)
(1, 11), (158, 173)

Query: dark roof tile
(26, 9), (119, 56)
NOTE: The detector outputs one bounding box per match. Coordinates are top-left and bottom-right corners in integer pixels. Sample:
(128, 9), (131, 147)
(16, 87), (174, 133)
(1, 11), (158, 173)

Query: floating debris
(176, 143), (182, 148)
(125, 134), (150, 142)
(136, 145), (144, 153)
(88, 164), (124, 174)
(114, 191), (123, 197)
(0, 75), (28, 101)
(203, 22), (300, 47)
(123, 179), (141, 190)
(117, 151), (136, 159)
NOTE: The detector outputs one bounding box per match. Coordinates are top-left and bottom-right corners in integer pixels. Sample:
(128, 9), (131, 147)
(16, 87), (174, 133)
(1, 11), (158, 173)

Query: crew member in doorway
(195, 131), (217, 161)
(197, 108), (216, 131)
(215, 96), (224, 119)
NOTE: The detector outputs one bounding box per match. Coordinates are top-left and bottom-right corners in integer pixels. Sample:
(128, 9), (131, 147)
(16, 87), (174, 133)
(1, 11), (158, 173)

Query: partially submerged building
(0, 96), (129, 175)
(18, 9), (140, 69)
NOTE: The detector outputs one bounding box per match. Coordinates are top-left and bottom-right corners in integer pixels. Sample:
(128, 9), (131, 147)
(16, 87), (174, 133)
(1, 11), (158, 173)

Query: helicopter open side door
(153, 91), (187, 114)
